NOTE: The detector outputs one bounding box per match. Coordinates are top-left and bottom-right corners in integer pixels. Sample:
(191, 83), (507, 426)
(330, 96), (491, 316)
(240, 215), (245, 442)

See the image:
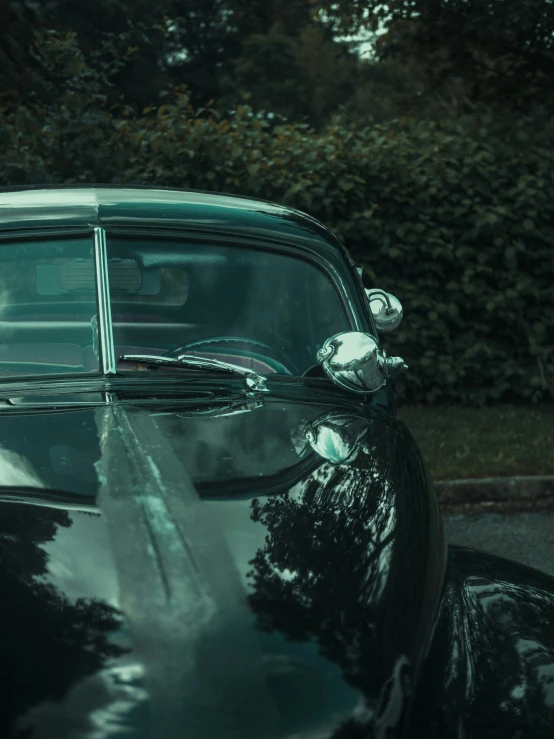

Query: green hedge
(2, 93), (553, 405)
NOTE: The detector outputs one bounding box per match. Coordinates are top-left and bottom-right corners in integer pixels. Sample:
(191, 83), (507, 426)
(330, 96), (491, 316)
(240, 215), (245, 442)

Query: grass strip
(397, 403), (554, 481)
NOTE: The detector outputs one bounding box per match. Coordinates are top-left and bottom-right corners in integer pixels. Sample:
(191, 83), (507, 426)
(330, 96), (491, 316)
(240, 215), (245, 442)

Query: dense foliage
(1, 0), (356, 125)
(313, 0), (554, 114)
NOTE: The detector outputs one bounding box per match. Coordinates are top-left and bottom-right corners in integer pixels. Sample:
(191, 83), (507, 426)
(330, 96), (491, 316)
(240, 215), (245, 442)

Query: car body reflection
(1, 187), (554, 738)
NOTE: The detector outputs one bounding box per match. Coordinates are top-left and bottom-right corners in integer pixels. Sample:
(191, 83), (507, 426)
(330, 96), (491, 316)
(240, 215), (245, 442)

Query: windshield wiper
(119, 354), (268, 392)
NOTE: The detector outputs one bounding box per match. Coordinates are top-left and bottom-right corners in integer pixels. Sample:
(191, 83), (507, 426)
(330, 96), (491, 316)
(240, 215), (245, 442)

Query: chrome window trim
(93, 227), (116, 375)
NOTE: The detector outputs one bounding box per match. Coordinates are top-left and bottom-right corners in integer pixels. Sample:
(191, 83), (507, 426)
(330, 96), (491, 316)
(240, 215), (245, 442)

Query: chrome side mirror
(317, 331), (407, 395)
(365, 289), (403, 333)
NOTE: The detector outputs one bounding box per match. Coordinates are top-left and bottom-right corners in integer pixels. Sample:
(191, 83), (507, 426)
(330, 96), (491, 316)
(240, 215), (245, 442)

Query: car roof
(0, 186), (348, 260)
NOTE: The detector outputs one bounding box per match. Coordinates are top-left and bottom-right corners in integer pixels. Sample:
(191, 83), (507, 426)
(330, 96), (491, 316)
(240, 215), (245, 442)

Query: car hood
(0, 393), (445, 739)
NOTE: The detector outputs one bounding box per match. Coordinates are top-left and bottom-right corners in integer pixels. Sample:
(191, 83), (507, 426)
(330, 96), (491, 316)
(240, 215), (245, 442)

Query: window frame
(0, 225), (369, 383)
(0, 230), (104, 381)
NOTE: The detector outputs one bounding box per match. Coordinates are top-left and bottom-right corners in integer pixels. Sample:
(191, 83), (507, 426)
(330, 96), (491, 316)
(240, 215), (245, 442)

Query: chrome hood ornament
(317, 332), (407, 395)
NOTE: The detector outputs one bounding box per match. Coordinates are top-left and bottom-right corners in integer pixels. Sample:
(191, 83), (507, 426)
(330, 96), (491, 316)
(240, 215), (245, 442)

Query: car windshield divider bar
(93, 227), (116, 375)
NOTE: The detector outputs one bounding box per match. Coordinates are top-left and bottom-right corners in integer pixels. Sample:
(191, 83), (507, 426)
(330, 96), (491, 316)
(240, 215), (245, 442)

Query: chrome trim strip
(0, 493), (98, 513)
(93, 227), (116, 375)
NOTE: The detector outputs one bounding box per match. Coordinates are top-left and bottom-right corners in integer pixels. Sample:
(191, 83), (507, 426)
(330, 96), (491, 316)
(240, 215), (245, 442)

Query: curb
(434, 475), (554, 505)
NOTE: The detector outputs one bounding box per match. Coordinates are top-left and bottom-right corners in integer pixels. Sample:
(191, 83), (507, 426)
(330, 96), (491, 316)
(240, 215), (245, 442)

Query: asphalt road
(443, 512), (554, 577)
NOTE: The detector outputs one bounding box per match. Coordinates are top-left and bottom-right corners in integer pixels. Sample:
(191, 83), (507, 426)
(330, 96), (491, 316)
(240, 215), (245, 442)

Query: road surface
(443, 511), (554, 577)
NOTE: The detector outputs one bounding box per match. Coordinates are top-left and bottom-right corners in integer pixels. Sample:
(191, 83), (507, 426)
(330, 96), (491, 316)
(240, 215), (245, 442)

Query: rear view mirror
(36, 259), (161, 296)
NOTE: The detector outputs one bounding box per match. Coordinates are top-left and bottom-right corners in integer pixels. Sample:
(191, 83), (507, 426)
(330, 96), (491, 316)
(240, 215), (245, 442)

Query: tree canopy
(313, 0), (554, 113)
(4, 0), (554, 121)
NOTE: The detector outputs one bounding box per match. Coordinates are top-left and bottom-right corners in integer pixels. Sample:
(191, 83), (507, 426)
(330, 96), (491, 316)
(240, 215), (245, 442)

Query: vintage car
(1, 186), (553, 739)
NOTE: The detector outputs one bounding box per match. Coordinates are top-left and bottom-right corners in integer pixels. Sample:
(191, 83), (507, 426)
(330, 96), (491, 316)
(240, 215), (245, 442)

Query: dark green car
(1, 186), (554, 739)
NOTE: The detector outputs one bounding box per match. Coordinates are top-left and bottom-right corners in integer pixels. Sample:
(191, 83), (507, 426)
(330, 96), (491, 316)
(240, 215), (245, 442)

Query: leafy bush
(1, 72), (553, 406)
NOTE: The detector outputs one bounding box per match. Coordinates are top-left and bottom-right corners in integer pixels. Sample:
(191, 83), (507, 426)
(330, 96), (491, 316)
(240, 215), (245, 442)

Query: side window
(0, 236), (100, 377)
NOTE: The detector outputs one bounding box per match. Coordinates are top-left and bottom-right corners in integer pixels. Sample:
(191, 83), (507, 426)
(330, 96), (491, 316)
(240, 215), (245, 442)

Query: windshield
(108, 237), (350, 376)
(0, 232), (350, 379)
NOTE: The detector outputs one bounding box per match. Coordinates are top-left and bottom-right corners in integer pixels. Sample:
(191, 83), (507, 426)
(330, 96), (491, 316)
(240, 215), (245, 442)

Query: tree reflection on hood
(0, 505), (128, 739)
(245, 410), (435, 738)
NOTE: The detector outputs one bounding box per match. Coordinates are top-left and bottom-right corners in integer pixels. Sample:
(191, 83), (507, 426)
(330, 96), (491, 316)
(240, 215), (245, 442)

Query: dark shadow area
(0, 504), (128, 738)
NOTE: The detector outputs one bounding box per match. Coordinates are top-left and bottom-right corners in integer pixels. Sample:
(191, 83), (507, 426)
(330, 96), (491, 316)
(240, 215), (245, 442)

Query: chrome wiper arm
(119, 354), (268, 392)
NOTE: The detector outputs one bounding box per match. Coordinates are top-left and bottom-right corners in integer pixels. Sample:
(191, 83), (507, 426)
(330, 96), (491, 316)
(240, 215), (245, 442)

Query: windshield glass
(107, 237), (350, 376)
(0, 234), (350, 380)
(0, 236), (100, 378)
